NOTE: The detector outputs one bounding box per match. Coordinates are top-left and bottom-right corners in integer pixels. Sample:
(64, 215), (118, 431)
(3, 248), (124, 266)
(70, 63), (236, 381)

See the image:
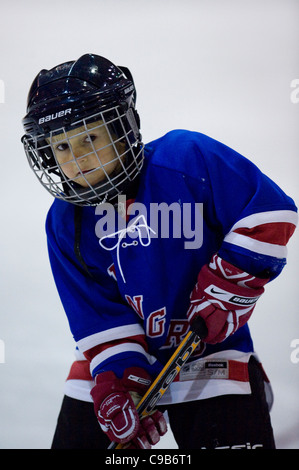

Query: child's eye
(85, 134), (97, 143)
(55, 142), (69, 152)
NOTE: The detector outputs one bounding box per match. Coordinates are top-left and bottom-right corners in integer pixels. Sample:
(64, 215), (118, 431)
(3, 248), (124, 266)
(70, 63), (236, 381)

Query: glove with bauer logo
(187, 254), (269, 344)
(90, 367), (167, 449)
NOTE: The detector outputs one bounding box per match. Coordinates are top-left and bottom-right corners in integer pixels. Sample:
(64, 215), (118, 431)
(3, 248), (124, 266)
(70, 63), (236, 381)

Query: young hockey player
(22, 53), (297, 449)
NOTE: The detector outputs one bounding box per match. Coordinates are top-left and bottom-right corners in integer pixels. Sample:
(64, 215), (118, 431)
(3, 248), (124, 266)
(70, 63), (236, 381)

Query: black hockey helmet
(21, 53), (144, 206)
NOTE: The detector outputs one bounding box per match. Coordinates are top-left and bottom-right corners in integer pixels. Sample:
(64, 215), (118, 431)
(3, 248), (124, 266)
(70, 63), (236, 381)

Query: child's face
(49, 120), (125, 187)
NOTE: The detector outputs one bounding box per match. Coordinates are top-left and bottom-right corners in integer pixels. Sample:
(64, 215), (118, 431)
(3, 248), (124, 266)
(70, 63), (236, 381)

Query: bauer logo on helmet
(38, 108), (72, 125)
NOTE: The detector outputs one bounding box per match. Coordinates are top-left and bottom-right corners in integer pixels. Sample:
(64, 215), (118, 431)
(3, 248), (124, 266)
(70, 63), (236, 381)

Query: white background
(0, 0), (298, 449)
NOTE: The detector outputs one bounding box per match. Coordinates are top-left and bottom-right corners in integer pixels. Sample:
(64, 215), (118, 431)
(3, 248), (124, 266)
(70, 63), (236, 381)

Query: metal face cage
(22, 106), (144, 206)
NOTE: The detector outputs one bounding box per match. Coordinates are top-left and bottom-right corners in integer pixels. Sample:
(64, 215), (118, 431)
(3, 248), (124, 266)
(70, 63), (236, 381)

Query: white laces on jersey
(99, 214), (156, 283)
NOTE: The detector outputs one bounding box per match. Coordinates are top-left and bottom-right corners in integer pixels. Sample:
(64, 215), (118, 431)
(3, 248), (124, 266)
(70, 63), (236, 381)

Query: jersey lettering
(125, 294), (144, 320)
(107, 263), (117, 281)
(162, 319), (206, 356)
(162, 320), (189, 348)
(147, 308), (166, 338)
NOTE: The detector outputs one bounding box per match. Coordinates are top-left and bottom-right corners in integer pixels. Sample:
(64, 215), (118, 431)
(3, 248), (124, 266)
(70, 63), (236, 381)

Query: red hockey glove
(187, 254), (269, 344)
(90, 367), (167, 449)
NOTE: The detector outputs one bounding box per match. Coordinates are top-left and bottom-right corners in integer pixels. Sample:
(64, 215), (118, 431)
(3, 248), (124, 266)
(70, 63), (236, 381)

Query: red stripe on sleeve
(234, 222), (296, 246)
(83, 334), (148, 363)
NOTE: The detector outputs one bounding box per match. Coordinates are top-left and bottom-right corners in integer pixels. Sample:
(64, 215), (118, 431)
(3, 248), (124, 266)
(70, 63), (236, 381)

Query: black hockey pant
(51, 357), (275, 449)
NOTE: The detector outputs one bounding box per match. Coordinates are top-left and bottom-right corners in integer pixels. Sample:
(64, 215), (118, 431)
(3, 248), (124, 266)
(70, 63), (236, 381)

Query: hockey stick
(108, 317), (207, 450)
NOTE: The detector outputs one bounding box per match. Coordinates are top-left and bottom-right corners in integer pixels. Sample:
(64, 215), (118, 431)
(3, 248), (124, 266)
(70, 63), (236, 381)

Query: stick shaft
(136, 330), (201, 418)
(108, 319), (205, 450)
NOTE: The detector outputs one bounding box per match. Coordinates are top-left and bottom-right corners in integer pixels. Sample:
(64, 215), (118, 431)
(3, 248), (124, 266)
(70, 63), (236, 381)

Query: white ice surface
(0, 0), (298, 449)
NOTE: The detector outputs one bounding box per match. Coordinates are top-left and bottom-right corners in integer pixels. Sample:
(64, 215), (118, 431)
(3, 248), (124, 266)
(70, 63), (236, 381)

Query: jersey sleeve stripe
(83, 335), (149, 363)
(224, 210), (298, 259)
(233, 222), (296, 246)
(76, 323), (145, 352)
(89, 343), (157, 377)
(224, 232), (288, 258)
(229, 210), (298, 232)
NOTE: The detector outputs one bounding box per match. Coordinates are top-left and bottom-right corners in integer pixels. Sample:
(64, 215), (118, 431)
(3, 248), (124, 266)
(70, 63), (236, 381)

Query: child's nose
(71, 142), (87, 161)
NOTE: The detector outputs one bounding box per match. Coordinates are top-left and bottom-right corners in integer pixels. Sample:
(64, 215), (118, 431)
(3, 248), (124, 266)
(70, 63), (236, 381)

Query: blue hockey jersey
(46, 130), (297, 404)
